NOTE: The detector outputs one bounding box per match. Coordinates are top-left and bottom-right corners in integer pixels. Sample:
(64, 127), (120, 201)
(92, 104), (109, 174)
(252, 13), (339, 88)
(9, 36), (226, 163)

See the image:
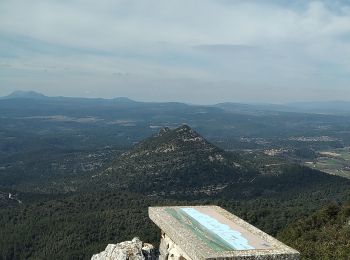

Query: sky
(1, 0), (350, 104)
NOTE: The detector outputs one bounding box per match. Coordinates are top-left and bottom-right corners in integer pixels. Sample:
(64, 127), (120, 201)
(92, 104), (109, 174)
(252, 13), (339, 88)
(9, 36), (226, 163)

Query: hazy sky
(1, 0), (350, 103)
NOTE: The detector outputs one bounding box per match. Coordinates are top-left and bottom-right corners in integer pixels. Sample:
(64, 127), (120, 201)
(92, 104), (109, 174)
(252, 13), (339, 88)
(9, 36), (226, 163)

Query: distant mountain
(112, 97), (138, 103)
(2, 90), (47, 99)
(1, 91), (138, 102)
(215, 101), (350, 115)
(95, 125), (250, 194)
(3, 91), (350, 115)
(287, 101), (350, 114)
(213, 102), (291, 115)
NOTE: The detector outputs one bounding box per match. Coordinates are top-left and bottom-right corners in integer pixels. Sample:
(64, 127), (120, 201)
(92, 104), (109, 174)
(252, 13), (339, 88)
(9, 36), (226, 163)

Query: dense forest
(1, 96), (350, 259)
(1, 166), (349, 259)
(278, 202), (350, 260)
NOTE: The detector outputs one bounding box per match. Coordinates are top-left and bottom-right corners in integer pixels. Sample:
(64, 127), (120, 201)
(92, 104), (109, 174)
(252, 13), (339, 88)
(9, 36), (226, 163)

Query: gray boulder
(91, 237), (157, 260)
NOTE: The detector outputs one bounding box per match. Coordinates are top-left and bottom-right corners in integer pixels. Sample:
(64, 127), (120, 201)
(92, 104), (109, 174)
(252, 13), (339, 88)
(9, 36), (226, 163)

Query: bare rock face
(91, 237), (157, 260)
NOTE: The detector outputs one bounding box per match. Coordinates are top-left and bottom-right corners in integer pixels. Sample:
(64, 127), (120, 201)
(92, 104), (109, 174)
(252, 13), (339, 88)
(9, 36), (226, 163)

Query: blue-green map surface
(165, 207), (258, 251)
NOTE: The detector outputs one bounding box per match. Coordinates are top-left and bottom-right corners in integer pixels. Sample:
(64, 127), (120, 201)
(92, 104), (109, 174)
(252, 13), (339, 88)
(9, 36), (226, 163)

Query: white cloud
(1, 0), (350, 102)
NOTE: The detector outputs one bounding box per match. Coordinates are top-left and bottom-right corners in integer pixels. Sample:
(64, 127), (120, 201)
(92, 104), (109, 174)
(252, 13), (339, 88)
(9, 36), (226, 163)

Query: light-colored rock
(92, 237), (157, 260)
(142, 243), (158, 260)
(159, 233), (192, 260)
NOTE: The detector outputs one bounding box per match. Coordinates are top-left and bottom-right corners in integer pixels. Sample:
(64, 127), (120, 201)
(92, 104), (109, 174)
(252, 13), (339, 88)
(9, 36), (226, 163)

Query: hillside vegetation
(1, 95), (350, 260)
(278, 202), (350, 259)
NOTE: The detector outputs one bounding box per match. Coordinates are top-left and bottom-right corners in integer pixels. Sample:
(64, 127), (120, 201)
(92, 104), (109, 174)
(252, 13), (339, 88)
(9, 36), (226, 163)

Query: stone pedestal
(149, 206), (300, 260)
(159, 232), (192, 260)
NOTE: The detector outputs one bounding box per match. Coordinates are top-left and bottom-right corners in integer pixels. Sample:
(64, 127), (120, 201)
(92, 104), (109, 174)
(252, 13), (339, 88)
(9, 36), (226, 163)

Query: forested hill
(92, 125), (251, 194)
(278, 202), (350, 259)
(0, 112), (350, 259)
(87, 125), (350, 202)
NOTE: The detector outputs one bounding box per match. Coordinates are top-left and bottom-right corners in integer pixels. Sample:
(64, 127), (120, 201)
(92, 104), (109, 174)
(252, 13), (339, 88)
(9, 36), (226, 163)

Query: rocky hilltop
(96, 125), (250, 195)
(91, 237), (157, 260)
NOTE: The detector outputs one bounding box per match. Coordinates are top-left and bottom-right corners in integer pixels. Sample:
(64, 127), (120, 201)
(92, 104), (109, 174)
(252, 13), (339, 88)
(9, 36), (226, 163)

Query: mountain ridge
(3, 91), (350, 115)
(96, 125), (249, 195)
(2, 90), (47, 99)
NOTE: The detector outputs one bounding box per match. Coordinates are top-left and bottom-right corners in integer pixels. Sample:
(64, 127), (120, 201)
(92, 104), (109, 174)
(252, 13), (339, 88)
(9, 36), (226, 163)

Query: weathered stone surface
(159, 233), (192, 260)
(149, 206), (300, 260)
(91, 237), (157, 260)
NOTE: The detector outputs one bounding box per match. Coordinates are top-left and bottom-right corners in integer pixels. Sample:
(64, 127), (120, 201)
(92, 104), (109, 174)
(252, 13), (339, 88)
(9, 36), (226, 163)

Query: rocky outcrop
(91, 238), (157, 260)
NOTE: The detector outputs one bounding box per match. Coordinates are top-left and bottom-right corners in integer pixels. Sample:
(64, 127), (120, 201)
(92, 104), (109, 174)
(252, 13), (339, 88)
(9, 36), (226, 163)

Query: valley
(3, 1), (350, 258)
(0, 93), (350, 259)
(305, 147), (350, 179)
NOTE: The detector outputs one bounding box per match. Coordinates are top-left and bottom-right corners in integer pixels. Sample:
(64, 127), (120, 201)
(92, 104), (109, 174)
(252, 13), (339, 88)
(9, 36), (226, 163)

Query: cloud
(1, 0), (350, 103)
